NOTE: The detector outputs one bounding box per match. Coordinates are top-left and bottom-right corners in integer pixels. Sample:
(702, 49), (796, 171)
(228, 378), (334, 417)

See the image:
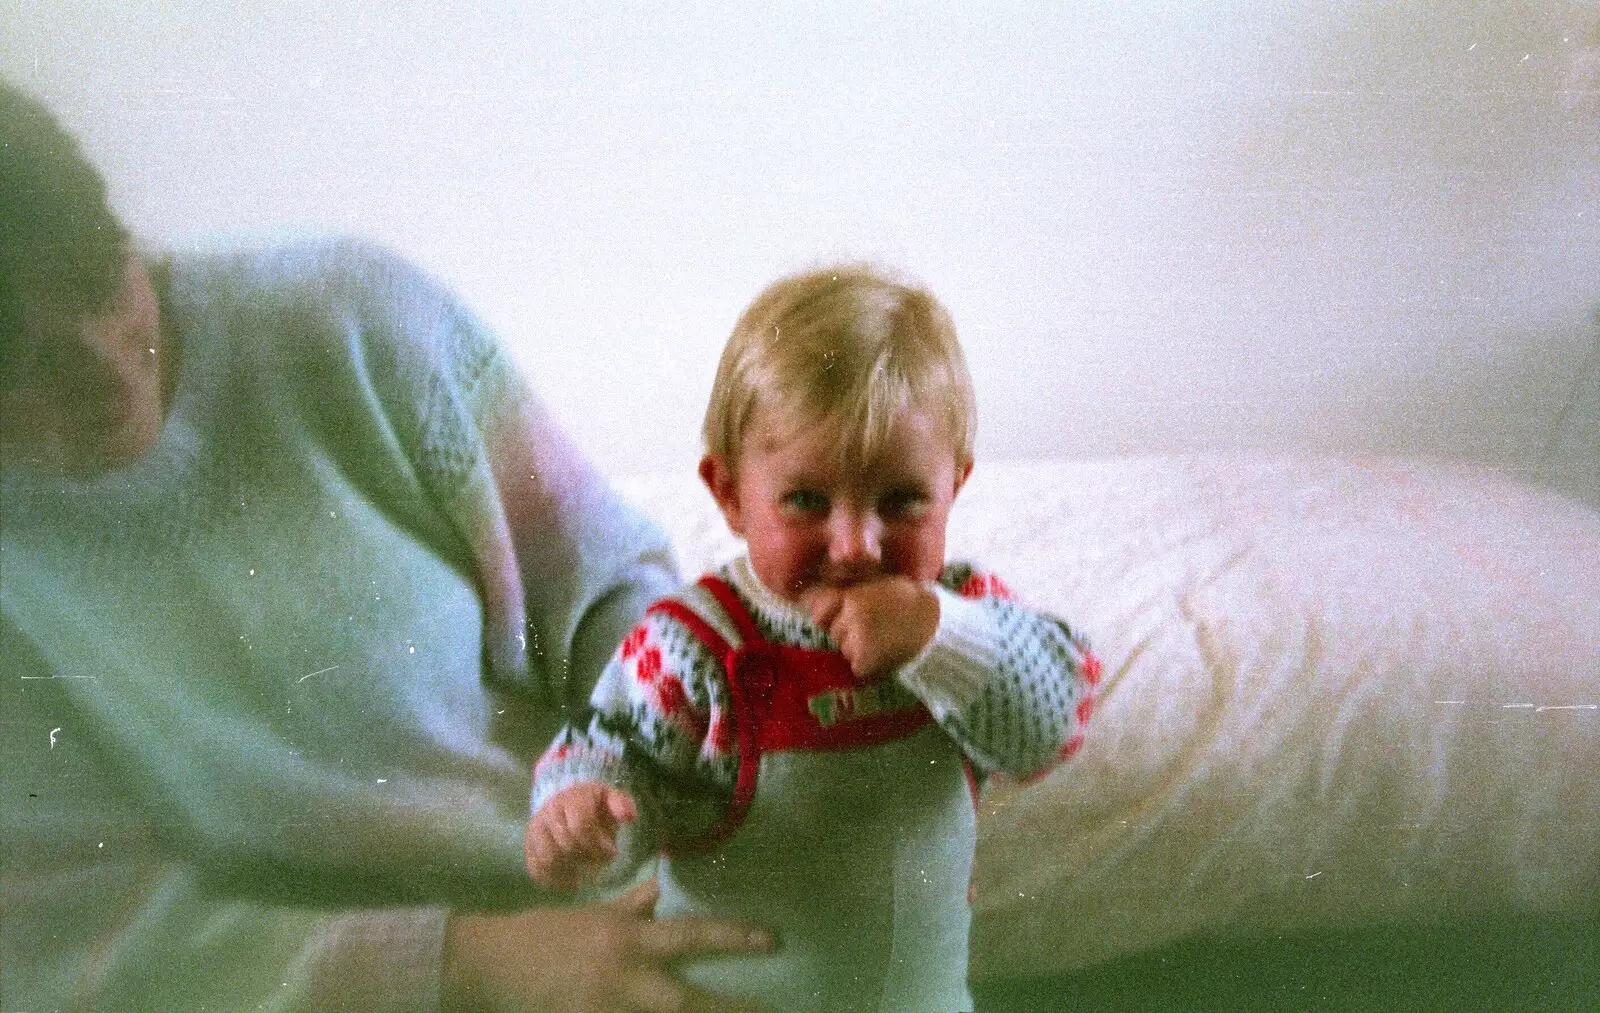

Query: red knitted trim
(956, 569), (1014, 601)
(1081, 650), (1103, 688)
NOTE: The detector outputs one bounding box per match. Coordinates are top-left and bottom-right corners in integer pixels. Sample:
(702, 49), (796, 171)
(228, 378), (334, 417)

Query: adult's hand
(441, 877), (773, 1013)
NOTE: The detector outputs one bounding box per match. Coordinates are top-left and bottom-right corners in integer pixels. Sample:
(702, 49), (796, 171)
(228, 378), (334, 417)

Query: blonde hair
(704, 265), (976, 471)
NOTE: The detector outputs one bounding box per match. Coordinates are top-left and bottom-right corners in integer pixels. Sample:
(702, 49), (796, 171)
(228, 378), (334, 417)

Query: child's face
(700, 406), (972, 601)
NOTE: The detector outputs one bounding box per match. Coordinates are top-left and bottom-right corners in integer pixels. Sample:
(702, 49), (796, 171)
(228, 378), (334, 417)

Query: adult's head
(1, 78), (164, 477)
(700, 263), (977, 477)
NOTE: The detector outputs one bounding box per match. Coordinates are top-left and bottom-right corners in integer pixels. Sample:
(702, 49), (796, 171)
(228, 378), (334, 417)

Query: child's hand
(803, 576), (940, 680)
(525, 781), (638, 893)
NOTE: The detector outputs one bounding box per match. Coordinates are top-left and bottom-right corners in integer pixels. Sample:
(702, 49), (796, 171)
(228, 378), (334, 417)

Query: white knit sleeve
(896, 563), (1100, 777)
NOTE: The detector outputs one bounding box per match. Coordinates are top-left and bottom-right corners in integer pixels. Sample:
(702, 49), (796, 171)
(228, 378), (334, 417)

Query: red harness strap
(654, 576), (936, 855)
(646, 591), (751, 857)
(696, 575), (765, 646)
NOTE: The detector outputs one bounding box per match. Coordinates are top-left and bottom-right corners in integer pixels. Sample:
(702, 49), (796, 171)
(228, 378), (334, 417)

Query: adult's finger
(607, 874), (661, 917)
(619, 970), (691, 1013)
(623, 972), (769, 1013)
(637, 915), (775, 961)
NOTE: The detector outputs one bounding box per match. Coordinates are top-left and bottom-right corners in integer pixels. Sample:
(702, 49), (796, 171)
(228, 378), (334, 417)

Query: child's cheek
(889, 519), (949, 582)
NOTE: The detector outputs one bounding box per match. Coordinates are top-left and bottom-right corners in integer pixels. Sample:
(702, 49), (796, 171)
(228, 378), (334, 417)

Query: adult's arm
(403, 251), (778, 1010)
(231, 246), (769, 1011)
(481, 385), (678, 711)
(0, 242), (763, 1012)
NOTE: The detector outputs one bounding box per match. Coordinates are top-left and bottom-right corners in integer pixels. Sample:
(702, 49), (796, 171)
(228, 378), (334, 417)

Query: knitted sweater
(532, 554), (1100, 882)
(0, 240), (676, 1012)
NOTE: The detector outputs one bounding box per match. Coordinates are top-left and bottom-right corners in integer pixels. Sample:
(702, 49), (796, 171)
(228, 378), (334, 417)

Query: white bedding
(614, 455), (1600, 978)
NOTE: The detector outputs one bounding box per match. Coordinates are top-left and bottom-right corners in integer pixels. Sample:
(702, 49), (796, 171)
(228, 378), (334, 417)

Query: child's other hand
(525, 781), (637, 893)
(803, 576), (939, 681)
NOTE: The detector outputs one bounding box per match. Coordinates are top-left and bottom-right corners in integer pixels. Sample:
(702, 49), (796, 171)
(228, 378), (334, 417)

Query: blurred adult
(0, 79), (770, 1012)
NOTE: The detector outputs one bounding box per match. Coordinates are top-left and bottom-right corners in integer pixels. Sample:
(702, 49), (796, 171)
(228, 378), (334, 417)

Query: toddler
(526, 265), (1100, 1012)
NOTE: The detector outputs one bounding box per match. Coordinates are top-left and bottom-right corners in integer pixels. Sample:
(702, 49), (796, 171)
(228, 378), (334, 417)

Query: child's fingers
(528, 817), (556, 862)
(546, 805), (585, 855)
(604, 786), (638, 824)
(557, 804), (599, 851)
(831, 623), (865, 674)
(527, 824), (564, 884)
(562, 801), (623, 865)
(544, 860), (582, 894)
(572, 815), (620, 862)
(801, 587), (844, 633)
(548, 816), (584, 863)
(527, 820), (549, 861)
(540, 842), (603, 893)
(529, 783), (635, 890)
(557, 848), (615, 893)
(529, 782), (636, 889)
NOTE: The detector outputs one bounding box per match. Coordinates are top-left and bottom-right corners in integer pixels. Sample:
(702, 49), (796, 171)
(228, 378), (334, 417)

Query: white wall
(4, 1), (1596, 497)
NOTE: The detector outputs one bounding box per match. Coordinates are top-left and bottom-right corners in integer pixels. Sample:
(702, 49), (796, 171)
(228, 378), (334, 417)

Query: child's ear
(952, 458), (974, 499)
(698, 454), (746, 537)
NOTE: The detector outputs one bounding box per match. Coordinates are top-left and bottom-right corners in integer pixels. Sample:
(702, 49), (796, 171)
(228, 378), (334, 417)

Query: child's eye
(879, 488), (930, 519)
(782, 489), (829, 513)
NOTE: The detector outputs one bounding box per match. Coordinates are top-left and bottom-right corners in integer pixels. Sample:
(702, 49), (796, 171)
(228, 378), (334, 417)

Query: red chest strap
(645, 577), (761, 855)
(653, 577), (934, 749)
(648, 575), (936, 855)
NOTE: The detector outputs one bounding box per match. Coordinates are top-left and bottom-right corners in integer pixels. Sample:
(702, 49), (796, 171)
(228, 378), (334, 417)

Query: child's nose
(828, 508), (883, 567)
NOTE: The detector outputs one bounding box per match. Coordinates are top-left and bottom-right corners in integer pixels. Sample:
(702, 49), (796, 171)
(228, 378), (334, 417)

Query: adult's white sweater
(0, 240), (676, 1011)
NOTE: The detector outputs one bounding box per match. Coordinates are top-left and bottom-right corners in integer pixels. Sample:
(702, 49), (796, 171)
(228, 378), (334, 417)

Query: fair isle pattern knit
(531, 556), (1101, 838)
